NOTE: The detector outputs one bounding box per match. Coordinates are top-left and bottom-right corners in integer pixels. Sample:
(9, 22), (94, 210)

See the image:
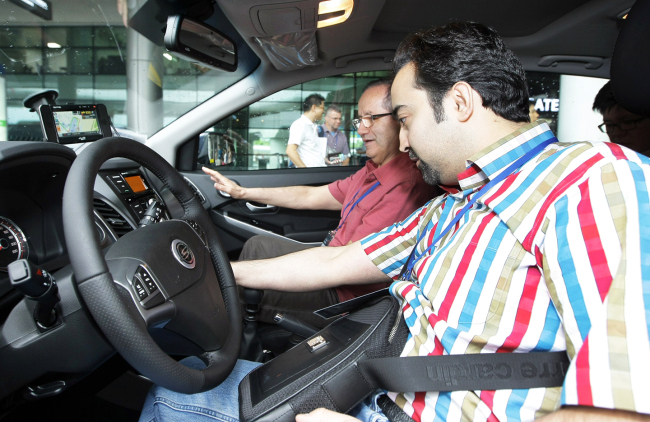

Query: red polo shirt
(328, 152), (438, 301)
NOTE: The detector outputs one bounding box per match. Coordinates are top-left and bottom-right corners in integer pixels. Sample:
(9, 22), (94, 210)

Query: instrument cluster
(0, 217), (28, 272)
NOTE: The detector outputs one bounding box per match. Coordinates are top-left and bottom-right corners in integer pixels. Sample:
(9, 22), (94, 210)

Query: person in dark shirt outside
(320, 105), (351, 166)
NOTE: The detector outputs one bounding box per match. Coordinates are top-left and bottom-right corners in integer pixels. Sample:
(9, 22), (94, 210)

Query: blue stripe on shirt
(532, 303), (562, 352)
(492, 151), (563, 215)
(458, 221), (509, 329)
(481, 131), (556, 178)
(630, 163), (650, 336)
(554, 196), (591, 340)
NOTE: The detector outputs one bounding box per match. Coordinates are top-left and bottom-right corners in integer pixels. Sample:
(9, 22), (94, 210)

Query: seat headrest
(611, 0), (650, 118)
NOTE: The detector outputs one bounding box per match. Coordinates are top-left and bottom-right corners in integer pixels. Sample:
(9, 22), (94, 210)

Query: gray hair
(326, 104), (342, 115)
(361, 78), (393, 111)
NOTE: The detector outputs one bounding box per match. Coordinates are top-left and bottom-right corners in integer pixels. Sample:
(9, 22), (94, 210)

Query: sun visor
(246, 2), (321, 71)
(610, 0), (650, 118)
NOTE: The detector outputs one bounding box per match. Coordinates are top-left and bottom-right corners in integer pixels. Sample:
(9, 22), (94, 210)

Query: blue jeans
(139, 358), (389, 422)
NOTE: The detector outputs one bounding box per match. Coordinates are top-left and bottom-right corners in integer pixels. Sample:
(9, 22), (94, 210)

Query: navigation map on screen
(53, 110), (100, 137)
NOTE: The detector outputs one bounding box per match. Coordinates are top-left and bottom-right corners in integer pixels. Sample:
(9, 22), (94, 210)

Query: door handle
(246, 202), (278, 212)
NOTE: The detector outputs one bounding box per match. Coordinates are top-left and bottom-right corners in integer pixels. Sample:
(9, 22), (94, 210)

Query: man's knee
(239, 235), (271, 261)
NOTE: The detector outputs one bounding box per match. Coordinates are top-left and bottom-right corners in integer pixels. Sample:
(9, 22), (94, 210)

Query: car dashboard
(0, 140), (194, 401)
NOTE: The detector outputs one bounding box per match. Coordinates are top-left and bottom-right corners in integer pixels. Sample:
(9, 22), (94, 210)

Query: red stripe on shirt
(363, 209), (425, 255)
(483, 172), (521, 208)
(437, 213), (497, 321)
(487, 412), (501, 422)
(480, 390), (499, 421)
(577, 180), (612, 301)
(604, 142), (628, 161)
(409, 391), (427, 422)
(575, 337), (594, 406)
(523, 154), (604, 251)
(458, 163), (482, 181)
(496, 266), (542, 353)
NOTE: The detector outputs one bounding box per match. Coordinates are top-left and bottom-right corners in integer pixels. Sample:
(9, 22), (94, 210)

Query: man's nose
(399, 130), (410, 152)
(357, 122), (370, 135)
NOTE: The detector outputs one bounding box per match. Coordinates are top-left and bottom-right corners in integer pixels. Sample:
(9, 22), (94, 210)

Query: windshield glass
(0, 0), (259, 143)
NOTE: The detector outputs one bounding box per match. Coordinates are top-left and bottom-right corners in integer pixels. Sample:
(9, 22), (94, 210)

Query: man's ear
(449, 82), (475, 123)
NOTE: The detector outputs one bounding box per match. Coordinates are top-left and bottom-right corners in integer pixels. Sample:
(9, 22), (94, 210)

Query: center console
(102, 170), (169, 223)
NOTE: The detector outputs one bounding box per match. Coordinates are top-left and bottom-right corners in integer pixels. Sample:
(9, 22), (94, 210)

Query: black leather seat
(610, 0), (650, 119)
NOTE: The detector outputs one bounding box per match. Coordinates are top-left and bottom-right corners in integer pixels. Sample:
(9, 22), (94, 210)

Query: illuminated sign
(533, 98), (559, 113)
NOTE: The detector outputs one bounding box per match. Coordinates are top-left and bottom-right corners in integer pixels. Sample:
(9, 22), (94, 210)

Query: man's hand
(296, 408), (361, 422)
(325, 157), (341, 165)
(202, 166), (247, 199)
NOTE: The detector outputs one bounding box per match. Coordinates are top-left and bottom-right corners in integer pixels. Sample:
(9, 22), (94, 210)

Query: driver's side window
(199, 71), (390, 171)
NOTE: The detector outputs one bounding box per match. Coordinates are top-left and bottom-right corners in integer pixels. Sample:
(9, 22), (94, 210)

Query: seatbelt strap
(357, 350), (570, 392)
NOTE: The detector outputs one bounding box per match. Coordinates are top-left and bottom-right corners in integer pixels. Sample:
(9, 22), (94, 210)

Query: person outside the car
(145, 22), (650, 422)
(285, 93), (327, 168)
(320, 104), (351, 166)
(203, 79), (437, 328)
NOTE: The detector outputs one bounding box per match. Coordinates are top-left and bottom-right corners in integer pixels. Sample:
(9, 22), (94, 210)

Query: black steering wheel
(62, 137), (241, 394)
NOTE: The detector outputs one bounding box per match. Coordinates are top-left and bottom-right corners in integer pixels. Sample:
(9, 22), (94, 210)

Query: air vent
(184, 177), (207, 203)
(93, 198), (135, 238)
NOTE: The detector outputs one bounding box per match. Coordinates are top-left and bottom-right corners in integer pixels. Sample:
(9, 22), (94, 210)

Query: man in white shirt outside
(286, 93), (327, 168)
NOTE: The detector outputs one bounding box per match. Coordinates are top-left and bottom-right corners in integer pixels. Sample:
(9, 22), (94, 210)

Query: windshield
(0, 0), (259, 143)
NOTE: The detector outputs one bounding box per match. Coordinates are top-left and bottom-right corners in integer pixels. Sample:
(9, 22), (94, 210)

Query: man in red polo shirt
(203, 79), (437, 327)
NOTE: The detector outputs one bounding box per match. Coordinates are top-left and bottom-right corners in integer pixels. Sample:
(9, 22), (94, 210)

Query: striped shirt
(360, 122), (650, 422)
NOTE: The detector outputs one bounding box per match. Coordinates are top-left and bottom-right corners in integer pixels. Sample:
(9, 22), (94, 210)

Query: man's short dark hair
(361, 78), (393, 112)
(326, 104), (342, 115)
(303, 94), (325, 112)
(593, 82), (618, 115)
(392, 22), (530, 124)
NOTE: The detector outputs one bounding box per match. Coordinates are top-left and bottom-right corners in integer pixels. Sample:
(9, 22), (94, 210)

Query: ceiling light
(617, 8), (630, 19)
(317, 0), (353, 29)
(47, 42), (61, 48)
(163, 53), (173, 61)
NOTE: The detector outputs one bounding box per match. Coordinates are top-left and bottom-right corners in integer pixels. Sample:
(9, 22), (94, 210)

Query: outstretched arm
(202, 167), (342, 210)
(233, 241), (389, 291)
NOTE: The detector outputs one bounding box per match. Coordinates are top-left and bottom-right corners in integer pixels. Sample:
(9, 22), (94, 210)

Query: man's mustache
(408, 149), (420, 161)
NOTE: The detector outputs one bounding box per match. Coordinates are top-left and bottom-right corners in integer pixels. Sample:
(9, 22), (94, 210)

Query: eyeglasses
(352, 113), (392, 130)
(598, 117), (646, 134)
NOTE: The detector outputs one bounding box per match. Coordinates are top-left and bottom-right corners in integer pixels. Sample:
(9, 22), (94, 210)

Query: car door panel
(182, 166), (360, 256)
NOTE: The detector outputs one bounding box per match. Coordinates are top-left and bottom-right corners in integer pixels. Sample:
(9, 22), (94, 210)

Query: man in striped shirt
(140, 22), (650, 422)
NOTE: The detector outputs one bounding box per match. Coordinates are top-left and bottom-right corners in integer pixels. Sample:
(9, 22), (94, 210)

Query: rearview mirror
(164, 15), (237, 72)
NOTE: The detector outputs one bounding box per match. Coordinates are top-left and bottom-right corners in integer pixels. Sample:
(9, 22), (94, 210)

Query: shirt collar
(457, 121), (554, 191)
(321, 124), (339, 135)
(364, 152), (412, 185)
(301, 114), (316, 126)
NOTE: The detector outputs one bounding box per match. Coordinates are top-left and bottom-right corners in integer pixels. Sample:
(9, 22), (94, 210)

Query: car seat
(610, 0), (650, 119)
